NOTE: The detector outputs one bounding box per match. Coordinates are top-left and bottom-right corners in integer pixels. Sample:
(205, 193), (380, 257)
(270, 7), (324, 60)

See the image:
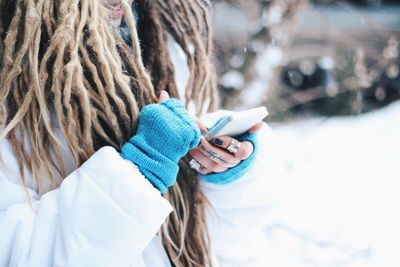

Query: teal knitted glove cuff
(120, 99), (201, 193)
(199, 132), (258, 185)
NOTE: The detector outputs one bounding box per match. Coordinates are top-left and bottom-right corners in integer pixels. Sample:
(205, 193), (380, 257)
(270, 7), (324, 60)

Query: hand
(188, 121), (263, 175)
(158, 90), (170, 102)
(120, 91), (201, 193)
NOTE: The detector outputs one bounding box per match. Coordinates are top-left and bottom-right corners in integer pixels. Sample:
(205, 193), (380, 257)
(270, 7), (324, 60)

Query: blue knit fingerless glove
(199, 132), (259, 185)
(120, 99), (201, 193)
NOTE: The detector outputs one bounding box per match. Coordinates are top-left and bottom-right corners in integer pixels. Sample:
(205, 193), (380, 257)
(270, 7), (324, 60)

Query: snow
(220, 70), (245, 89)
(255, 45), (283, 77)
(237, 79), (268, 109)
(236, 45), (283, 110)
(260, 100), (400, 267)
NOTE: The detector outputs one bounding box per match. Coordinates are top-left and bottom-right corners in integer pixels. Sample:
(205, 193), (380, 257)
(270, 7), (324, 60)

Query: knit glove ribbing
(199, 132), (259, 185)
(120, 99), (201, 193)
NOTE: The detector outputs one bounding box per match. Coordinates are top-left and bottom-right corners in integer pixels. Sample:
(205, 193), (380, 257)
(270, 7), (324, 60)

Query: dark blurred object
(277, 51), (400, 118)
(265, 1), (400, 120)
(282, 57), (336, 91)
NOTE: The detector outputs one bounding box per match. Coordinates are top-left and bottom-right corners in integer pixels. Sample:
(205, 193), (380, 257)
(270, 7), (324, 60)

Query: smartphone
(205, 106), (268, 140)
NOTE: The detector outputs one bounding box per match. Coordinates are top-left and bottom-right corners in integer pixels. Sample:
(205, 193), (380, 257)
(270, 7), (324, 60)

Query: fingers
(238, 141), (254, 160)
(195, 117), (209, 134)
(189, 149), (227, 174)
(188, 136), (255, 174)
(248, 122), (263, 133)
(185, 155), (212, 175)
(199, 137), (241, 166)
(189, 137), (241, 172)
(158, 90), (170, 102)
(211, 136), (254, 160)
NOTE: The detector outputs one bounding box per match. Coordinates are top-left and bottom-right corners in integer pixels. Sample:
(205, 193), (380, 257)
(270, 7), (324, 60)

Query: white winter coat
(0, 36), (273, 267)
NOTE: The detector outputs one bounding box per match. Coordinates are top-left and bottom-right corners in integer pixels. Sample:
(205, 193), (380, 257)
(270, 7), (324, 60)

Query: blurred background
(213, 0), (400, 119)
(211, 1), (399, 266)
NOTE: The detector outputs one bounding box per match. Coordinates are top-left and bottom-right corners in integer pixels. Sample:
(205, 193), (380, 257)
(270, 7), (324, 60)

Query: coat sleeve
(0, 146), (173, 267)
(200, 120), (279, 267)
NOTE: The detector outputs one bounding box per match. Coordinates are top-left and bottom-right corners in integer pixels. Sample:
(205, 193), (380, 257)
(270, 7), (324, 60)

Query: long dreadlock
(0, 0), (217, 266)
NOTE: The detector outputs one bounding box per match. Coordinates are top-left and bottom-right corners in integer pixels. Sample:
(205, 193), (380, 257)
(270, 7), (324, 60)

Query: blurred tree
(212, 0), (400, 121)
(212, 0), (309, 110)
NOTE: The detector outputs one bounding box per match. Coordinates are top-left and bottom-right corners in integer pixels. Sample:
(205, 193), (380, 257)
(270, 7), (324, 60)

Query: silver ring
(227, 139), (241, 154)
(189, 158), (204, 173)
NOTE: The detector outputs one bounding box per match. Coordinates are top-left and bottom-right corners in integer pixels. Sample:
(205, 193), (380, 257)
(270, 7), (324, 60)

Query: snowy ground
(260, 100), (400, 267)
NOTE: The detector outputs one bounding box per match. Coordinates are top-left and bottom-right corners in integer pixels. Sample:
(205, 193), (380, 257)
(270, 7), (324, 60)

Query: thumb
(195, 117), (209, 134)
(248, 122), (263, 133)
(158, 90), (170, 103)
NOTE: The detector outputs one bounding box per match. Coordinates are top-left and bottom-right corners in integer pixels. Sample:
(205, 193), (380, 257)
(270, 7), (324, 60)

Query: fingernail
(212, 138), (224, 146)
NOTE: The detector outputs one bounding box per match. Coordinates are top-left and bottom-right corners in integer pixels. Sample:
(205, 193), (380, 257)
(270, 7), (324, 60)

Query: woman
(0, 0), (271, 266)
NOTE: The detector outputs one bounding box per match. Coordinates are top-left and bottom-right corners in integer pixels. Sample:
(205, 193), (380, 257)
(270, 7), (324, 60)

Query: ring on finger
(226, 139), (241, 154)
(189, 158), (205, 173)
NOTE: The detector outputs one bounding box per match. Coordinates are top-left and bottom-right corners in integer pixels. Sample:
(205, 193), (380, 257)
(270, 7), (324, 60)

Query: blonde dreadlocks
(0, 0), (217, 266)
